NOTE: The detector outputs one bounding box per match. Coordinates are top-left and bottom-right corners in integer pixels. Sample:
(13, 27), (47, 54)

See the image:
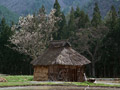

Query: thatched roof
(31, 40), (91, 66)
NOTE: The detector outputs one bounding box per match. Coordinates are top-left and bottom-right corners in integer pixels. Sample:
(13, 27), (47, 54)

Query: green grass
(2, 75), (33, 82)
(0, 82), (31, 87)
(0, 76), (120, 87)
(71, 82), (120, 87)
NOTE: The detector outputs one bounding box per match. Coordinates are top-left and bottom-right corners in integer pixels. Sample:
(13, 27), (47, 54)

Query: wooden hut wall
(48, 65), (85, 82)
(77, 66), (85, 82)
(34, 66), (48, 81)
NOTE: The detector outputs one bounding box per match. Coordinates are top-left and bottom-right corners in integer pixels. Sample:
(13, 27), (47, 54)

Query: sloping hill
(0, 5), (19, 24)
(0, 0), (90, 15)
(0, 0), (120, 17)
(84, 0), (120, 17)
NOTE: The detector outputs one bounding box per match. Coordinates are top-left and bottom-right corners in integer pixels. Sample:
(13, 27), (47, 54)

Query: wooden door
(69, 69), (77, 82)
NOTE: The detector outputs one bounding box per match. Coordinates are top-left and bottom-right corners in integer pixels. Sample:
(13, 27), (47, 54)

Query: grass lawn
(0, 75), (120, 87)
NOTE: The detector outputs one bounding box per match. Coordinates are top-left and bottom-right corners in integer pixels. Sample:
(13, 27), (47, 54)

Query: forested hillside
(0, 5), (18, 24)
(0, 0), (90, 15)
(0, 0), (120, 78)
(0, 0), (120, 17)
(84, 0), (120, 17)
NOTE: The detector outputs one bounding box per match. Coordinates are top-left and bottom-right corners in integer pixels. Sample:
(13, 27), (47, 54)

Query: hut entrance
(57, 68), (77, 82)
(58, 68), (68, 81)
(69, 69), (77, 82)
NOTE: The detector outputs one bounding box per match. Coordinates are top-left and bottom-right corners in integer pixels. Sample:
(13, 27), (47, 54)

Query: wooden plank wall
(33, 65), (85, 82)
(48, 65), (85, 82)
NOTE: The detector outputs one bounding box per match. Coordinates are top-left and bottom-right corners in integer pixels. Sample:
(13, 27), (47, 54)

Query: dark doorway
(69, 69), (77, 82)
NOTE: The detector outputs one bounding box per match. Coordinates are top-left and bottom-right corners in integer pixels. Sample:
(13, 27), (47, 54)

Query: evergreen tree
(53, 0), (67, 40)
(78, 10), (86, 28)
(58, 13), (67, 39)
(0, 18), (12, 46)
(114, 8), (120, 42)
(39, 5), (46, 14)
(74, 6), (80, 18)
(105, 5), (117, 30)
(0, 18), (32, 75)
(118, 8), (120, 18)
(74, 6), (90, 29)
(85, 14), (91, 28)
(75, 10), (90, 29)
(101, 8), (120, 77)
(68, 7), (76, 38)
(91, 3), (101, 28)
(53, 0), (61, 17)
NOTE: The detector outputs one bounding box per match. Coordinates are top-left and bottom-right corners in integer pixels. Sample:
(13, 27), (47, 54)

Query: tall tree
(84, 14), (91, 28)
(0, 18), (31, 75)
(77, 10), (86, 28)
(70, 26), (109, 77)
(0, 18), (12, 46)
(74, 7), (90, 29)
(11, 9), (58, 59)
(58, 12), (68, 39)
(53, 0), (66, 40)
(39, 5), (46, 14)
(53, 0), (61, 17)
(91, 3), (102, 28)
(101, 8), (120, 77)
(105, 5), (117, 30)
(68, 7), (76, 38)
(74, 6), (81, 18)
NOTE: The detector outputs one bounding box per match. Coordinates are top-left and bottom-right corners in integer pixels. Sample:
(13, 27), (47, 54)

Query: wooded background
(0, 0), (120, 78)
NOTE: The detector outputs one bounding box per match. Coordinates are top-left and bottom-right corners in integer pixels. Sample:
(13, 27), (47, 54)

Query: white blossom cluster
(11, 9), (58, 59)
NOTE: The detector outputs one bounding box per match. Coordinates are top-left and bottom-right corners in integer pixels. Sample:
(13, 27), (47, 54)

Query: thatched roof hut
(31, 40), (91, 82)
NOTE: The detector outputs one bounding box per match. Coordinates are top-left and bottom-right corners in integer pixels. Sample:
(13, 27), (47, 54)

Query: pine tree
(58, 13), (67, 39)
(68, 7), (76, 38)
(85, 14), (91, 28)
(78, 10), (86, 28)
(101, 8), (120, 77)
(0, 18), (12, 46)
(105, 5), (117, 30)
(0, 18), (32, 75)
(74, 6), (80, 18)
(53, 0), (61, 17)
(114, 8), (120, 39)
(91, 3), (101, 28)
(39, 5), (46, 14)
(118, 8), (120, 18)
(53, 0), (68, 40)
(53, 0), (61, 40)
(74, 6), (90, 29)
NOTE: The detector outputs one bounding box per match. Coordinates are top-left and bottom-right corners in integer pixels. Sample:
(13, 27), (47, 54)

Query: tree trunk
(91, 60), (95, 77)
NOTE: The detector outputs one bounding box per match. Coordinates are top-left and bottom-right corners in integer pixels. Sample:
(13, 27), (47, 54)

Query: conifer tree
(39, 5), (46, 14)
(53, 0), (67, 40)
(74, 6), (80, 18)
(53, 0), (61, 17)
(105, 5), (117, 30)
(68, 7), (76, 37)
(0, 18), (12, 46)
(91, 3), (101, 28)
(74, 7), (90, 29)
(85, 14), (91, 28)
(78, 10), (86, 28)
(118, 8), (120, 18)
(58, 13), (67, 39)
(102, 8), (120, 78)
